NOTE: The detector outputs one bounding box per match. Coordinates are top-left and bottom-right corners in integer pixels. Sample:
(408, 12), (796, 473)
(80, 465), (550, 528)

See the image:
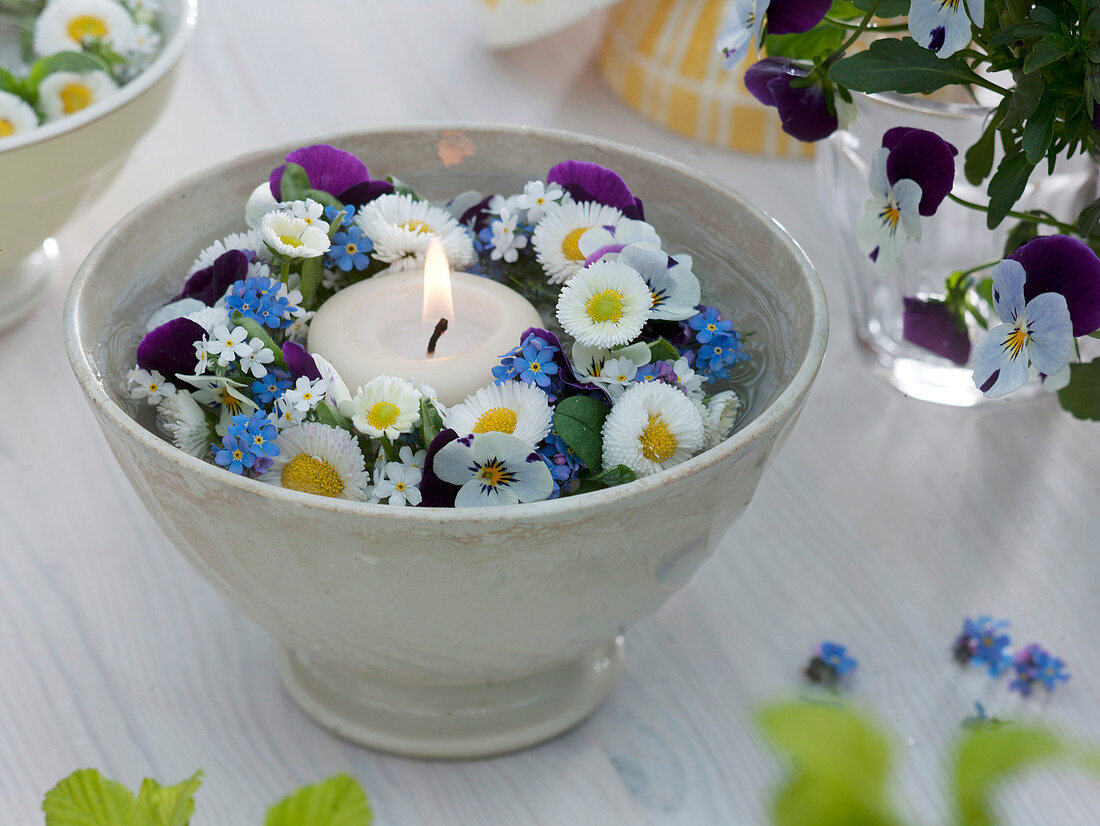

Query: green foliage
(27, 50), (109, 87)
(1076, 198), (1100, 239)
(317, 402), (353, 433)
(136, 774), (204, 826)
(828, 38), (984, 95)
(766, 25), (844, 61)
(1002, 218), (1040, 257)
(0, 66), (23, 96)
(584, 463), (636, 488)
(850, 0), (910, 17)
(386, 176), (420, 200)
(647, 338), (680, 363)
(985, 154), (1035, 229)
(1058, 359), (1100, 419)
(418, 397), (444, 446)
(265, 774), (372, 826)
(963, 120), (997, 186)
(299, 256), (324, 309)
(759, 702), (903, 826)
(552, 395), (610, 471)
(278, 162), (343, 211)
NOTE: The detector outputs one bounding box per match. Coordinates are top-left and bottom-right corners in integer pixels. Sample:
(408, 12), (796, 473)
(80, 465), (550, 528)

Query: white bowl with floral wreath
(0, 0), (196, 329)
(64, 124), (828, 758)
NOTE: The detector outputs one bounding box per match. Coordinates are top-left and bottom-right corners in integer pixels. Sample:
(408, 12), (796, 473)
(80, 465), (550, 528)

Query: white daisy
(577, 218), (661, 261)
(373, 461), (423, 507)
(700, 390), (742, 449)
(432, 431), (554, 508)
(570, 341), (651, 383)
(601, 382), (704, 477)
(283, 198), (329, 232)
(33, 0), (137, 56)
(185, 305), (230, 335)
(187, 230), (265, 276)
(532, 200), (624, 284)
(259, 422), (369, 500)
(282, 376), (328, 413)
(145, 297), (206, 331)
(204, 324), (252, 367)
(617, 243), (701, 321)
(347, 375), (423, 440)
(127, 367), (175, 404)
(0, 91), (39, 139)
(260, 210), (330, 259)
(443, 382), (552, 448)
(556, 260), (653, 349)
(514, 179), (564, 224)
(37, 70), (118, 121)
(356, 193), (475, 271)
(489, 207), (528, 263)
(156, 391), (214, 458)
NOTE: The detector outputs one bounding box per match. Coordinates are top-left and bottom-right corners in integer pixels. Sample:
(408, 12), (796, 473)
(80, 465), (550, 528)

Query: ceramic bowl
(65, 125), (828, 758)
(0, 0), (197, 330)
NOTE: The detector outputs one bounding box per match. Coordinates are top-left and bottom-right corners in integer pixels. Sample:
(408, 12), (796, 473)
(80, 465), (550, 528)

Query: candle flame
(422, 237), (454, 326)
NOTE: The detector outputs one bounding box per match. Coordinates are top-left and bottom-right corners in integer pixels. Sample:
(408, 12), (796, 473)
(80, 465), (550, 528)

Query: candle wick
(426, 318), (449, 357)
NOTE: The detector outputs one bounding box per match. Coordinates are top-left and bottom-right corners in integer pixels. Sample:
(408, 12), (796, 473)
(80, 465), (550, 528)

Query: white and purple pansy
(716, 0), (767, 71)
(855, 148), (923, 267)
(578, 217), (661, 262)
(908, 0), (985, 58)
(972, 259), (1073, 398)
(616, 242), (701, 321)
(431, 431), (554, 508)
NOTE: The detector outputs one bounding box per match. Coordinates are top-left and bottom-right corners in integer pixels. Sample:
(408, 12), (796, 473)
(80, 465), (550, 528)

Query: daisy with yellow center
(443, 381), (552, 449)
(260, 210), (330, 259)
(37, 70), (118, 122)
(531, 200), (624, 284)
(602, 382), (704, 477)
(260, 422), (369, 500)
(33, 0), (138, 57)
(0, 91), (40, 140)
(356, 193), (475, 271)
(556, 260), (653, 349)
(348, 375), (423, 440)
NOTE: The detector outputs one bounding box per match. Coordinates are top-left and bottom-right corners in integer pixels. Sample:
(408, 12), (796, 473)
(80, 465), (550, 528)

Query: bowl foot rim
(276, 637), (624, 760)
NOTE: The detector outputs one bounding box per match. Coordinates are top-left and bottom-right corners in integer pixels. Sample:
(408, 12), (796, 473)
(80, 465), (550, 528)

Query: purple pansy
(137, 317), (206, 379)
(768, 0), (831, 34)
(547, 160), (644, 220)
(1009, 235), (1100, 337)
(744, 58), (838, 142)
(882, 127), (958, 217)
(269, 144), (393, 206)
(902, 297), (971, 365)
(177, 249), (249, 305)
(282, 341), (322, 381)
(417, 429), (462, 508)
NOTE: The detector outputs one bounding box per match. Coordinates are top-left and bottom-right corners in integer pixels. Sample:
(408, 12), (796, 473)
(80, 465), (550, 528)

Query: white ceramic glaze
(64, 124), (828, 759)
(0, 0), (197, 330)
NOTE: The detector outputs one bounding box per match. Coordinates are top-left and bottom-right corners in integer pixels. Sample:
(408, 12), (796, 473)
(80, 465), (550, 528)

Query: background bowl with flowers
(65, 124), (828, 758)
(0, 0), (196, 330)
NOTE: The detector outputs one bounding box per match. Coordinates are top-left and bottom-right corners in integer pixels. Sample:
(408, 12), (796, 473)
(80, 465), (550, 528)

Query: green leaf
(304, 188), (344, 211)
(43, 769), (140, 826)
(265, 774), (372, 826)
(1002, 218), (1040, 256)
(1058, 359), (1100, 420)
(647, 338), (680, 363)
(418, 398), (444, 446)
(765, 24), (844, 61)
(552, 395), (611, 471)
(1021, 96), (1055, 165)
(299, 256), (324, 308)
(952, 726), (1100, 826)
(586, 464), (636, 488)
(136, 772), (203, 826)
(317, 402), (353, 433)
(386, 176), (419, 200)
(1022, 35), (1069, 74)
(1002, 71), (1043, 129)
(851, 0), (910, 16)
(828, 38), (982, 95)
(1076, 198), (1100, 239)
(758, 703), (903, 826)
(964, 119), (997, 186)
(985, 153), (1035, 229)
(0, 66), (23, 96)
(27, 51), (109, 87)
(231, 313), (289, 370)
(279, 162), (313, 201)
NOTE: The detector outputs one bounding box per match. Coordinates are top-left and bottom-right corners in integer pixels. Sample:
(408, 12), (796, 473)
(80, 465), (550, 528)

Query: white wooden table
(2, 2), (1098, 823)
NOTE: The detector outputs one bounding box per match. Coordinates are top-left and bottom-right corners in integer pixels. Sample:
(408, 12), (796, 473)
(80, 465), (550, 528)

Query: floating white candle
(308, 238), (544, 406)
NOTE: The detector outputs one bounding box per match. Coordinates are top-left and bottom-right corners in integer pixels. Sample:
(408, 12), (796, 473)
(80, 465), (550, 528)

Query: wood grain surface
(1, 2), (1098, 823)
